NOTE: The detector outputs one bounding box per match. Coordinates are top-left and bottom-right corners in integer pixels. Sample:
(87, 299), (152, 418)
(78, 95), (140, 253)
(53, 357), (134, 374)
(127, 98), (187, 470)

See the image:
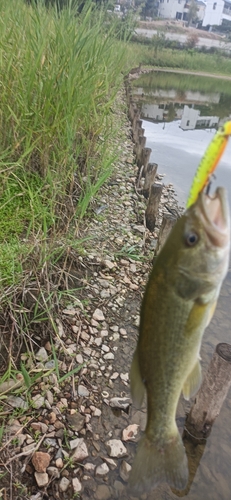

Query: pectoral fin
(206, 300), (217, 327)
(130, 348), (145, 408)
(182, 359), (202, 400)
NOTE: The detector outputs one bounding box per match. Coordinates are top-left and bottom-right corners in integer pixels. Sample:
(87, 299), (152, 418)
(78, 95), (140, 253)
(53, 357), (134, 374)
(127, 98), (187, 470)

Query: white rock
(119, 460), (132, 482)
(32, 395), (45, 409)
(122, 424), (139, 441)
(71, 438), (88, 462)
(103, 352), (114, 361)
(72, 477), (82, 493)
(120, 373), (129, 383)
(93, 308), (105, 321)
(104, 260), (115, 270)
(35, 347), (48, 362)
(94, 337), (102, 347)
(76, 353), (84, 364)
(34, 472), (49, 487)
(93, 408), (101, 417)
(78, 385), (89, 397)
(84, 462), (96, 472)
(59, 477), (70, 492)
(103, 456), (117, 470)
(95, 462), (109, 477)
(105, 439), (127, 458)
(101, 344), (110, 353)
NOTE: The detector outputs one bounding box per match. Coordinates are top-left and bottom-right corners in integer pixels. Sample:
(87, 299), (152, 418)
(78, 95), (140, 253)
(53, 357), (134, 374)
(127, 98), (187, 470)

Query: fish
(186, 121), (231, 209)
(129, 187), (230, 495)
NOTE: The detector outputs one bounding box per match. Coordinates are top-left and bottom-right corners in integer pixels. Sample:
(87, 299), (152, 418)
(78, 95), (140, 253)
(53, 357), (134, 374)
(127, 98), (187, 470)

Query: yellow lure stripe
(186, 121), (231, 209)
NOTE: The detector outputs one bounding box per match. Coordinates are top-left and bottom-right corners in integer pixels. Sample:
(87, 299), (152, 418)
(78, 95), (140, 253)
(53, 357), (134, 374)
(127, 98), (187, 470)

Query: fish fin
(182, 359), (202, 400)
(206, 300), (217, 327)
(130, 348), (145, 408)
(129, 431), (188, 494)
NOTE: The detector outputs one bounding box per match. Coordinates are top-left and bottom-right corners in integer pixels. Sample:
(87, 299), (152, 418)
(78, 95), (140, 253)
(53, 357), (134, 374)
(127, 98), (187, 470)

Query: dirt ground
(138, 19), (224, 40)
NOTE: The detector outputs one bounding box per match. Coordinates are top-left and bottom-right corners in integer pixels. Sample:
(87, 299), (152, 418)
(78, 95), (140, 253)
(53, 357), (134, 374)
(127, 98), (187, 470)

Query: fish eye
(185, 232), (199, 247)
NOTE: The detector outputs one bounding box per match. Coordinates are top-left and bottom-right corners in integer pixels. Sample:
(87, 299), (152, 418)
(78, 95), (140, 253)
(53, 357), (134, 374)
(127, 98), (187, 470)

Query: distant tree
(135, 0), (158, 19)
(187, 0), (198, 26)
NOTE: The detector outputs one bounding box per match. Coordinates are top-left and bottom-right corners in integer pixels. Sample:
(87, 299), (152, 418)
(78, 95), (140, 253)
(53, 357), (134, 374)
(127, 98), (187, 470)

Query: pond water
(132, 71), (231, 206)
(125, 70), (231, 500)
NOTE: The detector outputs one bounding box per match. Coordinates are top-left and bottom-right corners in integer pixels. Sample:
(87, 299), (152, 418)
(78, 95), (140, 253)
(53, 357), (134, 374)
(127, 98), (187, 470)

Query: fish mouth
(199, 187), (230, 247)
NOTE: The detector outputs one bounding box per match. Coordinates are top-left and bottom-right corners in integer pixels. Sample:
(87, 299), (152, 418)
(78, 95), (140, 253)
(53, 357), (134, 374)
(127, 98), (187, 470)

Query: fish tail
(128, 431), (188, 494)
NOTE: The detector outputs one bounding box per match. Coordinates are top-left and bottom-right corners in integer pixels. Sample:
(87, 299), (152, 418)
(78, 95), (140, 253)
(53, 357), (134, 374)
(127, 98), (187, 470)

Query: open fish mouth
(199, 187), (230, 247)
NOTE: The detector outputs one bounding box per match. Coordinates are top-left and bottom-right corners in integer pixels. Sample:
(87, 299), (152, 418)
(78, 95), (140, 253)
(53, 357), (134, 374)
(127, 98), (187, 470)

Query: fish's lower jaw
(128, 433), (188, 495)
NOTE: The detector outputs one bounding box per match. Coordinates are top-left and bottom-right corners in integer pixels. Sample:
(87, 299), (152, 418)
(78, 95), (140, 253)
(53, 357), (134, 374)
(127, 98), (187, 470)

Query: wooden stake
(155, 212), (177, 254)
(142, 163), (158, 199)
(186, 342), (231, 440)
(145, 182), (163, 231)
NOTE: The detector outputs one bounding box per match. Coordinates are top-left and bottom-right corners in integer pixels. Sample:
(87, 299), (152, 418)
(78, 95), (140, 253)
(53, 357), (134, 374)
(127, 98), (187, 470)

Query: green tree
(187, 0), (198, 26)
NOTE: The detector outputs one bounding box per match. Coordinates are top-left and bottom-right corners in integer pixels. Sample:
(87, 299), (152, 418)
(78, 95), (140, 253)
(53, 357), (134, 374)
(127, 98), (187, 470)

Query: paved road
(136, 28), (231, 52)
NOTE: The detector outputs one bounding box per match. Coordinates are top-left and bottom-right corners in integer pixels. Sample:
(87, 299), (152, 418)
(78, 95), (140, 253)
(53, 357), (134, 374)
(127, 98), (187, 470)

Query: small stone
(94, 337), (102, 347)
(35, 347), (48, 362)
(103, 456), (117, 469)
(119, 328), (127, 336)
(6, 396), (28, 410)
(84, 462), (96, 472)
(32, 394), (45, 409)
(46, 390), (54, 405)
(101, 344), (110, 353)
(109, 397), (130, 410)
(120, 372), (129, 383)
(93, 408), (101, 417)
(104, 260), (115, 270)
(72, 477), (82, 493)
(92, 308), (105, 321)
(32, 452), (51, 473)
(119, 460), (132, 481)
(105, 439), (127, 458)
(76, 353), (84, 364)
(47, 466), (60, 478)
(95, 462), (109, 477)
(110, 372), (119, 380)
(103, 352), (114, 360)
(34, 472), (49, 487)
(71, 438), (88, 462)
(55, 458), (64, 468)
(78, 385), (89, 397)
(70, 437), (80, 450)
(122, 424), (139, 441)
(59, 477), (70, 492)
(49, 411), (57, 424)
(67, 413), (85, 431)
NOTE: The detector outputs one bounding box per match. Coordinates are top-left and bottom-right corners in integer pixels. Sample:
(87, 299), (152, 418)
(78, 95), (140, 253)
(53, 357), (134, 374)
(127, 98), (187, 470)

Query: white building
(157, 0), (231, 26)
(157, 0), (206, 22)
(202, 0), (231, 26)
(180, 105), (219, 130)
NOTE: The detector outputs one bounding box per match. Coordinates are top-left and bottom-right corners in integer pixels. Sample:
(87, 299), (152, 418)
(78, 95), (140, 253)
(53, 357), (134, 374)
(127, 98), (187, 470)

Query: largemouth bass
(129, 187), (230, 494)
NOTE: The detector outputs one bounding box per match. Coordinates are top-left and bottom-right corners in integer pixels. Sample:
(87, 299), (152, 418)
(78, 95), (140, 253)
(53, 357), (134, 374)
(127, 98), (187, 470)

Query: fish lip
(198, 187), (230, 247)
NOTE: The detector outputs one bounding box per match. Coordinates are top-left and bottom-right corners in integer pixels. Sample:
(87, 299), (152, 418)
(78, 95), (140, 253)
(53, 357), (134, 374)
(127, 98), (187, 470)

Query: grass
(0, 0), (135, 409)
(127, 37), (231, 76)
(0, 0), (129, 288)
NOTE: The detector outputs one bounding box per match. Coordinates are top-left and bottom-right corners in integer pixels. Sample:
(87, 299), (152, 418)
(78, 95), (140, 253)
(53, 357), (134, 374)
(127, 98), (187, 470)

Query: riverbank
(0, 83), (184, 500)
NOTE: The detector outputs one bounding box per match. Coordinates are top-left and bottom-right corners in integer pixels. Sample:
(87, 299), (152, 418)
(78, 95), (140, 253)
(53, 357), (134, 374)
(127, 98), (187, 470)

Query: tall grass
(0, 0), (128, 286)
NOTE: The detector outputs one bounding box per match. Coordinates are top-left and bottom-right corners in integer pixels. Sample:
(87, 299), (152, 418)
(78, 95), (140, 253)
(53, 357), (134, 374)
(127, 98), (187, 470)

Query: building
(202, 0), (231, 26)
(157, 0), (206, 23)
